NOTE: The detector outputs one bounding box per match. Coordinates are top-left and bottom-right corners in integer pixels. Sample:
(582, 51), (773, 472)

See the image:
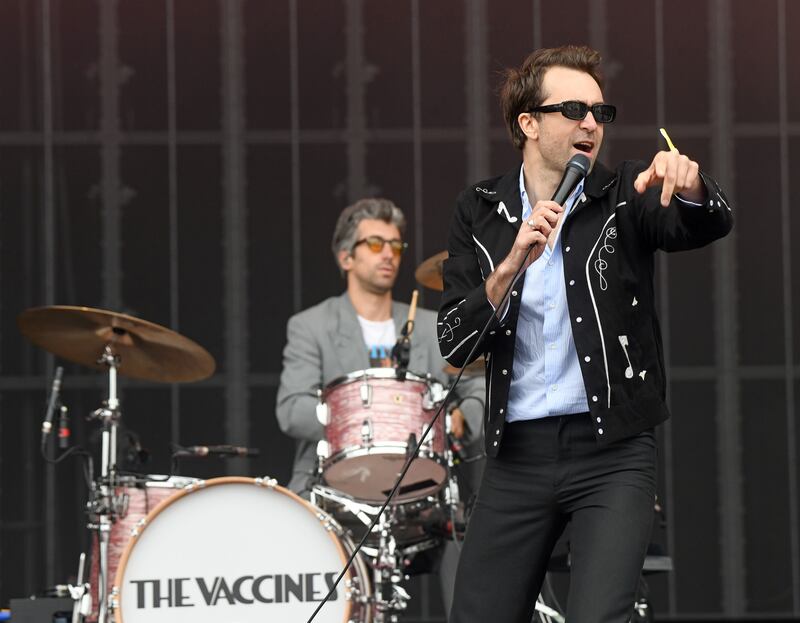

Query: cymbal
(415, 250), (447, 292)
(443, 357), (485, 377)
(17, 306), (216, 383)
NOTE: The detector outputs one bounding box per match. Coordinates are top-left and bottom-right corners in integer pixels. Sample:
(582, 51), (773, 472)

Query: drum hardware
(360, 376), (373, 406)
(372, 510), (409, 622)
(309, 366), (474, 622)
(17, 305), (216, 623)
(391, 290), (417, 382)
(316, 389), (330, 425)
(361, 418), (374, 445)
(68, 553), (91, 623)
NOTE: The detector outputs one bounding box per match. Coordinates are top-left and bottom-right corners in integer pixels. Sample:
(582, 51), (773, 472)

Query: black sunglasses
(529, 100), (617, 123)
(353, 235), (408, 257)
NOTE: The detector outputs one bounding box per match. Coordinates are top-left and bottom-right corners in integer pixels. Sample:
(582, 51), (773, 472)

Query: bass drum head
(113, 477), (371, 623)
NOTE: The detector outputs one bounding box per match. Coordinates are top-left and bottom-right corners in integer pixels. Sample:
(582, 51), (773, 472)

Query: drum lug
(361, 418), (373, 445)
(360, 379), (372, 407)
(423, 382), (445, 410)
(316, 401), (329, 426)
(316, 439), (330, 460)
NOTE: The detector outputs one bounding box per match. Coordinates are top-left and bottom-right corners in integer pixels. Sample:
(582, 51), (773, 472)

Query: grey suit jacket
(276, 292), (484, 493)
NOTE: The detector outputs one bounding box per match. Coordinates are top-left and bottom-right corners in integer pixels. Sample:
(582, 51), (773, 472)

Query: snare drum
(318, 368), (447, 503)
(88, 475), (197, 621)
(112, 477), (372, 623)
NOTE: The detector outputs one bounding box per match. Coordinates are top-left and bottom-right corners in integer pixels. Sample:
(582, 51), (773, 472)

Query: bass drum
(112, 477), (372, 623)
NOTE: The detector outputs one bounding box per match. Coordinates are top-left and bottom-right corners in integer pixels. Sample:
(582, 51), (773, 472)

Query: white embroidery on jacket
(594, 226), (617, 291)
(496, 201), (518, 224)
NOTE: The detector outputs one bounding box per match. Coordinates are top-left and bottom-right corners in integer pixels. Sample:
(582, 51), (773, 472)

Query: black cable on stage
(306, 243), (536, 623)
(308, 154), (590, 621)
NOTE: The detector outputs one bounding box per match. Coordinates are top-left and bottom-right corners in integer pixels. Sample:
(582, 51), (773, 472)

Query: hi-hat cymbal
(415, 250), (447, 291)
(17, 305), (216, 383)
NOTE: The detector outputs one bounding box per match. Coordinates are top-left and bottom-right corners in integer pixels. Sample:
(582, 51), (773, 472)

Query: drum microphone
(40, 365), (64, 448)
(393, 290), (418, 380)
(176, 444), (260, 458)
(57, 406), (70, 450)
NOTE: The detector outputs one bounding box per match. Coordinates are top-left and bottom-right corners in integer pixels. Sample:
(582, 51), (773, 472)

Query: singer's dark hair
(500, 45), (605, 149)
(331, 198), (406, 276)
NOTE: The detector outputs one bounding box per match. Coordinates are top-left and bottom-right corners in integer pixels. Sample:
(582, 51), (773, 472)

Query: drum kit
(15, 251), (490, 623)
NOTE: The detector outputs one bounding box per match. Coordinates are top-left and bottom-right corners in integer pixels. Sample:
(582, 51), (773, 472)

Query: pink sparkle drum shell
(87, 475), (197, 621)
(321, 368), (447, 503)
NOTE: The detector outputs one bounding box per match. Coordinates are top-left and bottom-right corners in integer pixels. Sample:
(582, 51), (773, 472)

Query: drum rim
(323, 367), (435, 392)
(111, 476), (358, 623)
(323, 442), (444, 464)
(321, 446), (448, 503)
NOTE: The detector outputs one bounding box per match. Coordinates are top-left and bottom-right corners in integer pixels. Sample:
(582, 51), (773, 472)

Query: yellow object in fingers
(659, 127), (677, 152)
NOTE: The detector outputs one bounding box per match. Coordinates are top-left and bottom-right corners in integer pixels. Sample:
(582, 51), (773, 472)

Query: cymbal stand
(86, 345), (122, 623)
(69, 553), (91, 623)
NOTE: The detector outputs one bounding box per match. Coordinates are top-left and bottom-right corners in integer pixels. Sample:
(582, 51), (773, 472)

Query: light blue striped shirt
(506, 165), (590, 422)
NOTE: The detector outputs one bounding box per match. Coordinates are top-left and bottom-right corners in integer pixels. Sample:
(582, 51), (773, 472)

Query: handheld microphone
(552, 153), (591, 205)
(41, 366), (64, 448)
(177, 445), (260, 458)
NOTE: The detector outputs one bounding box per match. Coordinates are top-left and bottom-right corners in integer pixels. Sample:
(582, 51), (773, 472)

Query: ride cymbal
(17, 305), (216, 383)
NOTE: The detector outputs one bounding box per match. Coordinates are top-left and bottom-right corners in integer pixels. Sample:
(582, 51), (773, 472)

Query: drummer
(275, 197), (485, 613)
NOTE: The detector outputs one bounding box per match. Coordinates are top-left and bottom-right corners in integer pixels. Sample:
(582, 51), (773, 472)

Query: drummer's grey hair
(331, 198), (407, 275)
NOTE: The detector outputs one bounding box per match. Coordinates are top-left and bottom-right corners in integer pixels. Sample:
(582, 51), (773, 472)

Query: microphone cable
(307, 154), (590, 622)
(306, 238), (535, 623)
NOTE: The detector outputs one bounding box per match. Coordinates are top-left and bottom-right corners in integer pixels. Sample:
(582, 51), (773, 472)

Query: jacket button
(511, 290), (518, 297)
(569, 280), (575, 286)
(592, 395), (598, 402)
(495, 429), (500, 435)
(489, 330), (495, 335)
(565, 246), (571, 252)
(499, 408), (504, 414)
(596, 417), (602, 423)
(493, 441), (498, 446)
(502, 369), (508, 375)
(584, 356), (591, 362)
(576, 317), (582, 323)
(505, 329), (512, 336)
(598, 428), (604, 435)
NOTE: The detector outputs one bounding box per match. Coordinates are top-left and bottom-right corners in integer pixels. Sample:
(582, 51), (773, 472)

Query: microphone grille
(568, 153), (591, 173)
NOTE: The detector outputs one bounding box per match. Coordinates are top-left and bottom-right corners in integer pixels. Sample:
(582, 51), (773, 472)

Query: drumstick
(403, 289), (418, 337)
(408, 289), (418, 324)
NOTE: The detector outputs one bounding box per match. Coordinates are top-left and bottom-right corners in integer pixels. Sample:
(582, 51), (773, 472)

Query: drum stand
(85, 346), (124, 623)
(371, 509), (410, 623)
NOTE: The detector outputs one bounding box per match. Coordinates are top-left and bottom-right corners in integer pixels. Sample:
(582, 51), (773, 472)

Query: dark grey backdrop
(1, 0), (798, 620)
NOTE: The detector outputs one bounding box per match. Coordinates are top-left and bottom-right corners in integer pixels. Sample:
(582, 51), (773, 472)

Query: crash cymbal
(443, 356), (485, 377)
(17, 305), (216, 383)
(415, 250), (447, 292)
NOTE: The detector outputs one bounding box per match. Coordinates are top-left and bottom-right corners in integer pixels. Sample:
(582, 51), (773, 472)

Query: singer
(438, 46), (733, 622)
(275, 197), (485, 613)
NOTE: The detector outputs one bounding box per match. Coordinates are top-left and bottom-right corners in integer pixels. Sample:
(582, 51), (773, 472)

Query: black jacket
(437, 160), (733, 457)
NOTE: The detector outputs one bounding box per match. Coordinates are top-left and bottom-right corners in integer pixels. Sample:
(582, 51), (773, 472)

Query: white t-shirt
(357, 316), (396, 368)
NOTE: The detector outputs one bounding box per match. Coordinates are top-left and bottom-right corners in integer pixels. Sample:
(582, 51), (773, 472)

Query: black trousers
(449, 413), (656, 623)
